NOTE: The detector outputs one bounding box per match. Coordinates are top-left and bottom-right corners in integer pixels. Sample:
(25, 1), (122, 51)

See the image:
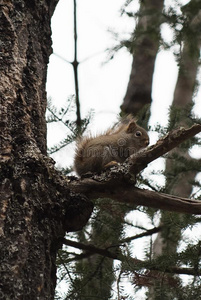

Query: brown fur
(74, 116), (149, 176)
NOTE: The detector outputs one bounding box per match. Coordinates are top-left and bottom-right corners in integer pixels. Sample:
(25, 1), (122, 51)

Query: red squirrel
(74, 115), (149, 176)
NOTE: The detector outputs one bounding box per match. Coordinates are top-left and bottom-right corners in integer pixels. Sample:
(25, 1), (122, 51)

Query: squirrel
(74, 115), (149, 176)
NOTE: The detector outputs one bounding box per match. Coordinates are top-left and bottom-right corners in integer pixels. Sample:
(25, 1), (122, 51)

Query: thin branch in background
(65, 252), (94, 263)
(61, 238), (201, 277)
(53, 0), (82, 129)
(62, 227), (161, 263)
(47, 99), (75, 133)
(62, 238), (119, 260)
(117, 269), (124, 300)
(73, 0), (81, 128)
(54, 50), (105, 64)
(53, 53), (72, 64)
(120, 226), (162, 244)
(58, 251), (74, 284)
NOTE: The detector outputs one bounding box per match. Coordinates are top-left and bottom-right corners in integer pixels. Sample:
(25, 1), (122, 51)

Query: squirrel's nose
(145, 139), (149, 146)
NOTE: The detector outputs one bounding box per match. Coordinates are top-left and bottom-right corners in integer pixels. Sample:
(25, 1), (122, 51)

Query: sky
(46, 0), (201, 167)
(47, 0), (165, 168)
(46, 0), (201, 298)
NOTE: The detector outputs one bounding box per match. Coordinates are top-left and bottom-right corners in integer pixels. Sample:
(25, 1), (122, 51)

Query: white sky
(46, 0), (201, 298)
(46, 0), (201, 167)
(47, 0), (172, 168)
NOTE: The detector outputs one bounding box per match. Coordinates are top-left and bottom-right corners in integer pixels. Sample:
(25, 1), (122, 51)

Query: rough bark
(0, 1), (93, 299)
(121, 0), (164, 115)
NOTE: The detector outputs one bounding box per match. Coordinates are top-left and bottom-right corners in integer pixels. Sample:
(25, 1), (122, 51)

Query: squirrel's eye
(135, 131), (142, 137)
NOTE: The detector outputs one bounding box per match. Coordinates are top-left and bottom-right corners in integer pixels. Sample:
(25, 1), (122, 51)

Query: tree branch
(62, 238), (200, 276)
(120, 226), (162, 244)
(128, 123), (201, 174)
(69, 124), (201, 214)
(62, 238), (118, 259)
(62, 227), (161, 261)
(73, 0), (81, 128)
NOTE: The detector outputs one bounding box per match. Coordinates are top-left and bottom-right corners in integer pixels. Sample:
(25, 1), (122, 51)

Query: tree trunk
(121, 0), (164, 116)
(0, 1), (92, 299)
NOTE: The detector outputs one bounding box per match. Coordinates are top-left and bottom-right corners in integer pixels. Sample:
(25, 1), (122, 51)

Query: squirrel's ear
(126, 120), (137, 133)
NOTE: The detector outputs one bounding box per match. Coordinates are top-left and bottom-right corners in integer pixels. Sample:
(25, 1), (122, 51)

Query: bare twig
(73, 0), (81, 128)
(120, 226), (162, 244)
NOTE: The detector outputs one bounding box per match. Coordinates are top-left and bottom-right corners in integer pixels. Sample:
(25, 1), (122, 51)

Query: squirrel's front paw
(103, 161), (119, 170)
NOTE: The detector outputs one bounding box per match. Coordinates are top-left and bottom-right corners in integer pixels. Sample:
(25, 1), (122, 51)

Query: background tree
(148, 2), (201, 298)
